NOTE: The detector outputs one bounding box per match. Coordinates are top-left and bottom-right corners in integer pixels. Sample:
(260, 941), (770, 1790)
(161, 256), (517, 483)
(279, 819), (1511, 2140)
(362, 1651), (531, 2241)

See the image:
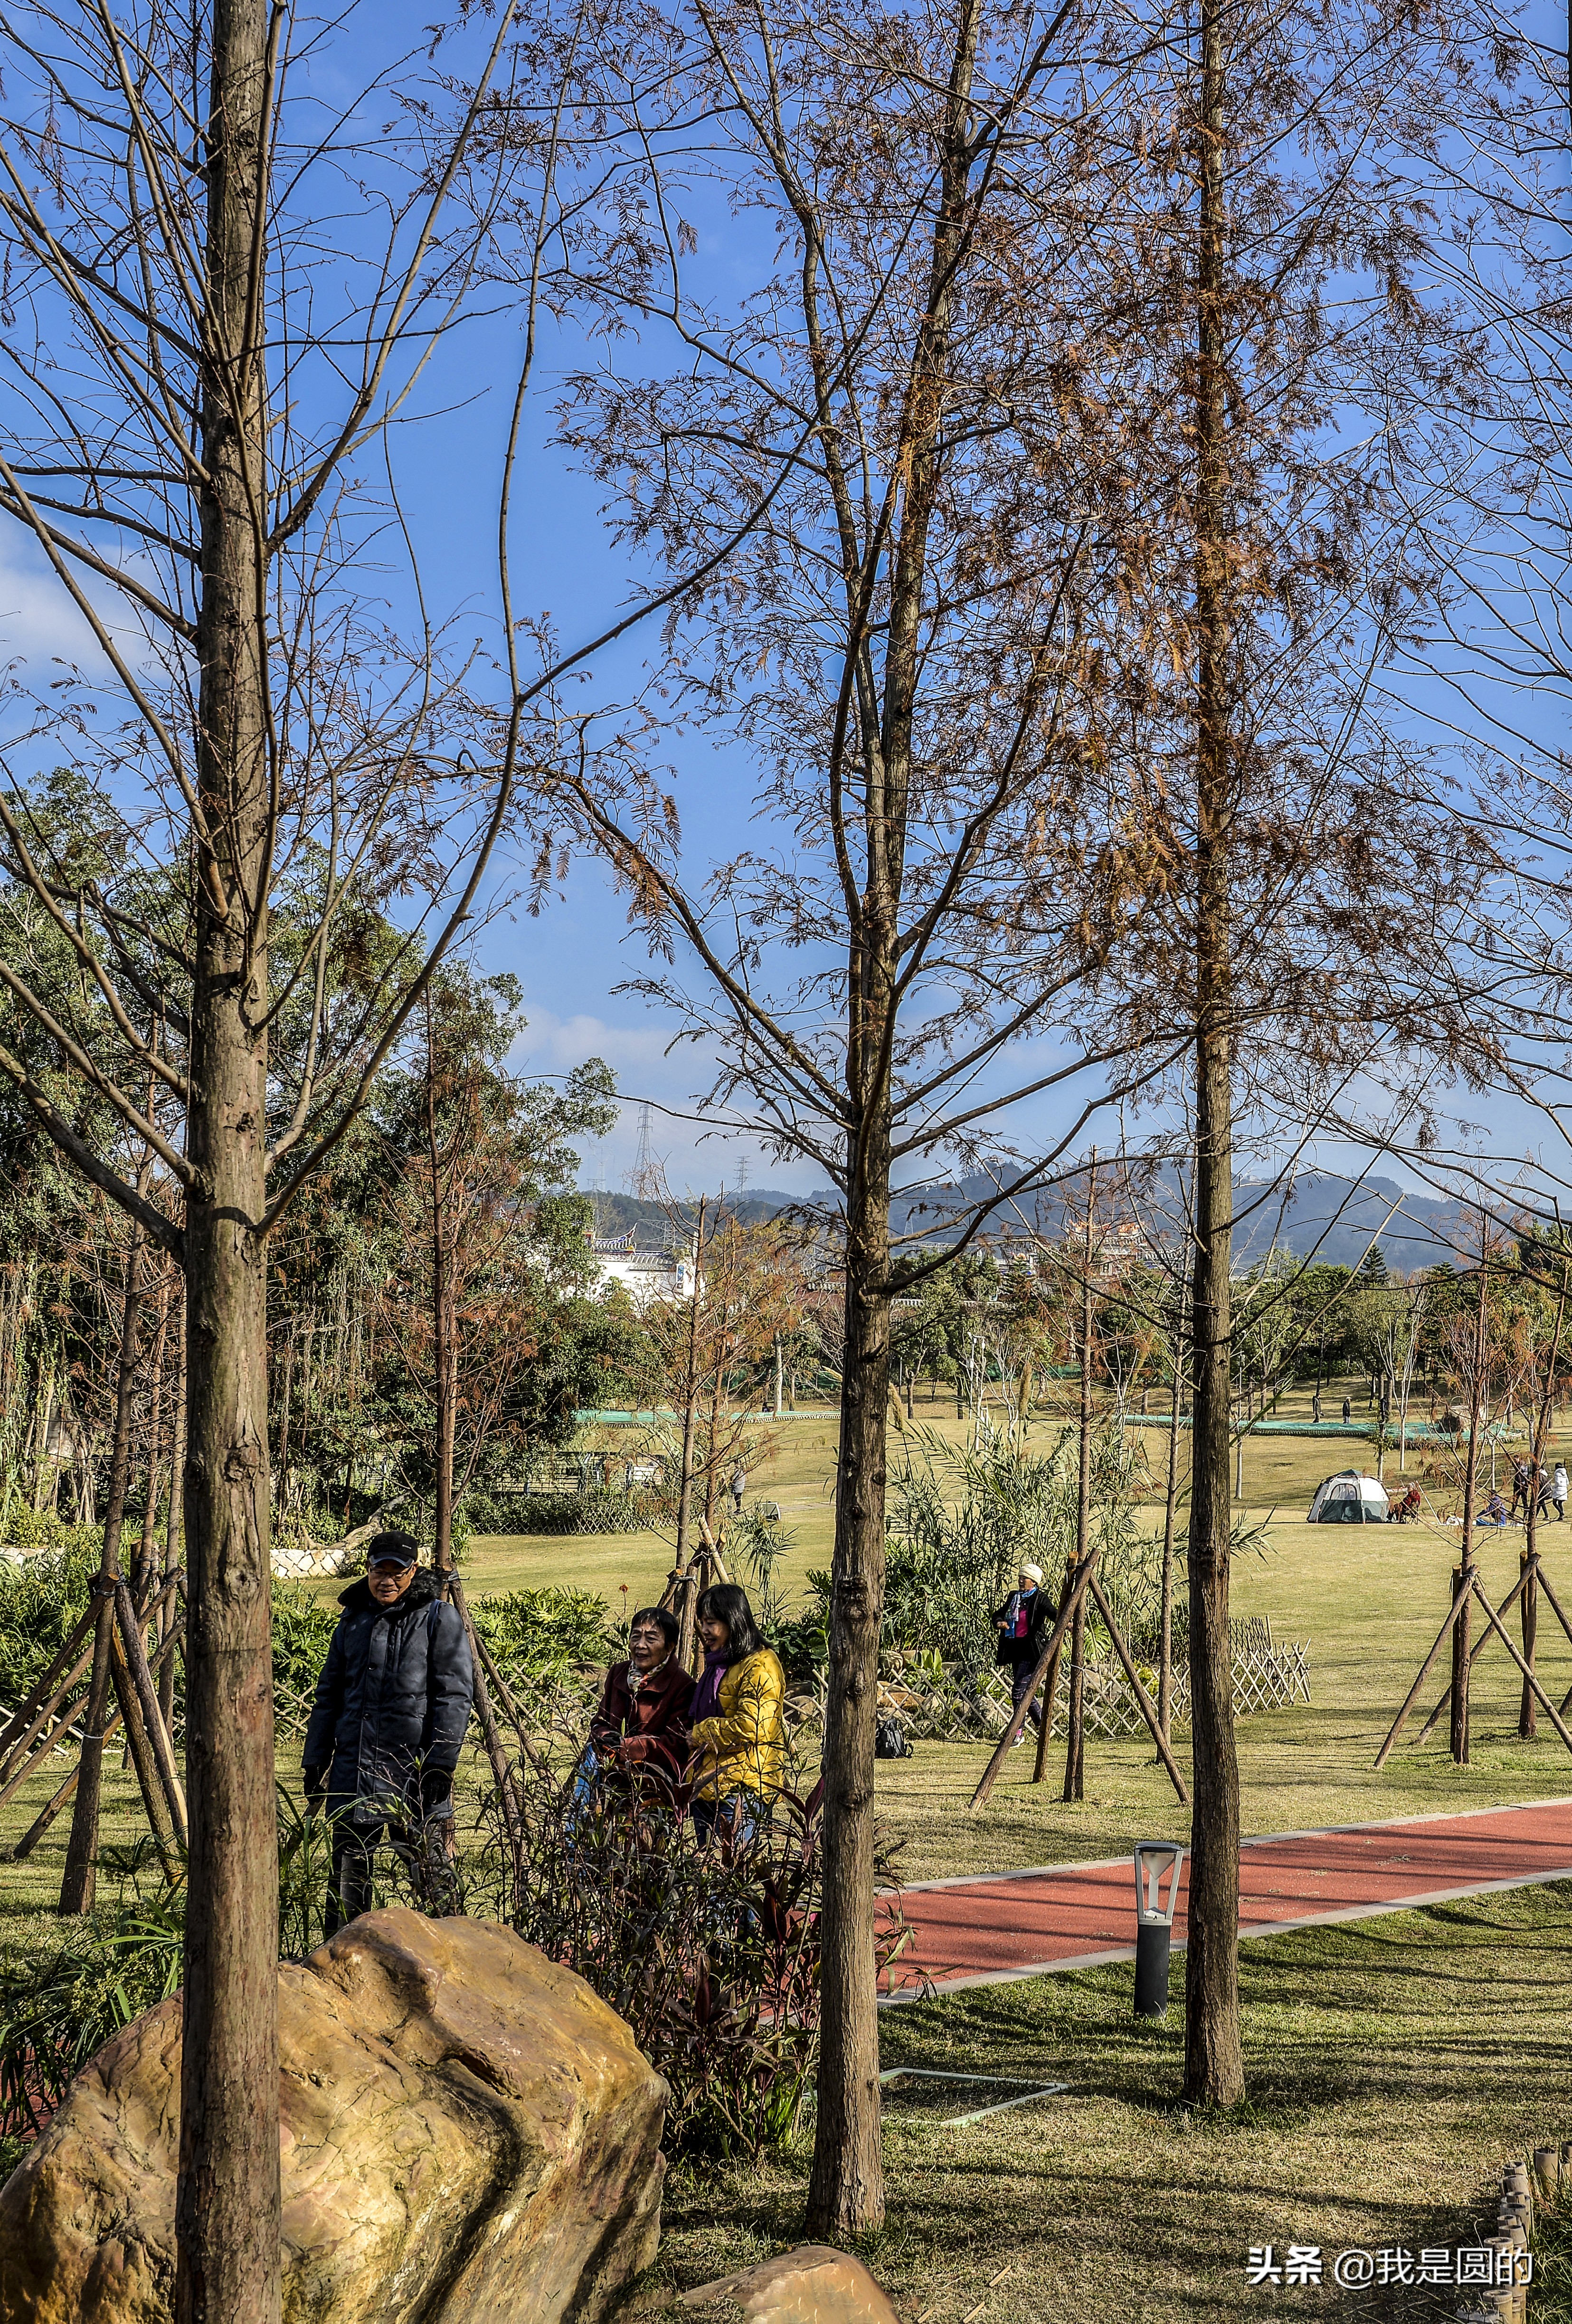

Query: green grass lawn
(439, 1373), (1572, 1884)
(630, 1878), (1572, 2323)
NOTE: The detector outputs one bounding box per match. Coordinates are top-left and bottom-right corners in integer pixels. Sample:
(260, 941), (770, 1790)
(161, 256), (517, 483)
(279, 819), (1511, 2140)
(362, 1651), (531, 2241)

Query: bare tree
(498, 0), (1224, 2231)
(0, 2), (715, 2306)
(1069, 0), (1494, 2102)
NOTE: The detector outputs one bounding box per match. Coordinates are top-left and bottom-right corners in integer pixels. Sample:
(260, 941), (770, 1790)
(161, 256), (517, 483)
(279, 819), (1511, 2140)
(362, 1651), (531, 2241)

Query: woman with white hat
(994, 1562), (1052, 1742)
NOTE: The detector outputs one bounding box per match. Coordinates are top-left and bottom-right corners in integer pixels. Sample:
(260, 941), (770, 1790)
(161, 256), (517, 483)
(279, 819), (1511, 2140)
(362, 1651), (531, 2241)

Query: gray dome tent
(1307, 1470), (1389, 1524)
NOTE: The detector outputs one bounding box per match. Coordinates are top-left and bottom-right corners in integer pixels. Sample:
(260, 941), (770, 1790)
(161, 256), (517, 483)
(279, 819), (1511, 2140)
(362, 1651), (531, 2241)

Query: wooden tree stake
(1373, 1574), (1476, 1768)
(0, 1603), (97, 1769)
(1468, 1573), (1572, 1757)
(444, 1570), (523, 1850)
(1085, 1570), (1190, 1804)
(1415, 1558), (1536, 1744)
(972, 1551), (1099, 1809)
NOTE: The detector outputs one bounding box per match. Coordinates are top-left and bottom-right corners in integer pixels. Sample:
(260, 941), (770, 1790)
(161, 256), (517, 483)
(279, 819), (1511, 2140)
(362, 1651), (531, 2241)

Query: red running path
(881, 1795), (1572, 2001)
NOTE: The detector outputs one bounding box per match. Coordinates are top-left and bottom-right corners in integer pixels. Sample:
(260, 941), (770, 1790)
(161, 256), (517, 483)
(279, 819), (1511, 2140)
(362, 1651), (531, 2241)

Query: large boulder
(0, 1908), (665, 2324)
(682, 2247), (903, 2322)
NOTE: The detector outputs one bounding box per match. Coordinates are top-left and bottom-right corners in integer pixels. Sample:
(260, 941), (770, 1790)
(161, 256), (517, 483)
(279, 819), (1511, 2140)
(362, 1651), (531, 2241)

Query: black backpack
(874, 1715), (911, 1759)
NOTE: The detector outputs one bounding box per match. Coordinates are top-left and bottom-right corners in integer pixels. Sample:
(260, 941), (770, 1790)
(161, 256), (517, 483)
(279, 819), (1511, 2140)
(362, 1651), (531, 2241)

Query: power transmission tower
(632, 1100), (662, 1200)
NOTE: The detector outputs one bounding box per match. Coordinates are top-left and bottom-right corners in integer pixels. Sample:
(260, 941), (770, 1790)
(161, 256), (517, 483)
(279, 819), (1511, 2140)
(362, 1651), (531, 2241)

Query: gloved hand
(418, 1763), (455, 1821)
(303, 1764), (328, 1804)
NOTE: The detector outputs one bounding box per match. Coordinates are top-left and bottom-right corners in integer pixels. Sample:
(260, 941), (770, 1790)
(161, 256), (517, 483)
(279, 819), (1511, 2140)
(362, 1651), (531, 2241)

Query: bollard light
(1133, 1841), (1184, 2018)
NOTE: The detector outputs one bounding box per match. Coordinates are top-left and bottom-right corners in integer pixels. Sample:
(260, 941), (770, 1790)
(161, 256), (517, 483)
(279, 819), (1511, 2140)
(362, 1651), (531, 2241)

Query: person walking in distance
(994, 1563), (1053, 1743)
(730, 1462), (747, 1516)
(1342, 1395), (1352, 1425)
(303, 1531), (474, 1938)
(1554, 1462), (1569, 1522)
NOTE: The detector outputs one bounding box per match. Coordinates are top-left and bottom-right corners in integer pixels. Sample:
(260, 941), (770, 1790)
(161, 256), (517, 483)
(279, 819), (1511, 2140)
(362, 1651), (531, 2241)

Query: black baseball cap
(367, 1530), (420, 1569)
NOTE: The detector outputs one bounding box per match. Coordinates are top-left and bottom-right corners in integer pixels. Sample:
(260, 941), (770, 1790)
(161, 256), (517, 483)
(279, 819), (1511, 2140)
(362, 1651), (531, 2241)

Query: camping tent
(1307, 1470), (1389, 1524)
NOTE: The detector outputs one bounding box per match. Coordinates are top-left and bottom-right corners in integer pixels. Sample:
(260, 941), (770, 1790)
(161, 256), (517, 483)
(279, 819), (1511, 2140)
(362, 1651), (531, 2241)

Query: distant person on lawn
(1554, 1464), (1569, 1522)
(303, 1530), (473, 1939)
(994, 1563), (1054, 1742)
(587, 1604), (695, 1795)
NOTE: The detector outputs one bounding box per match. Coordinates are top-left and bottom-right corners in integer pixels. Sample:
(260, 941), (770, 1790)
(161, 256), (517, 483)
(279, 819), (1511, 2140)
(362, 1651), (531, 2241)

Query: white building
(587, 1233), (697, 1309)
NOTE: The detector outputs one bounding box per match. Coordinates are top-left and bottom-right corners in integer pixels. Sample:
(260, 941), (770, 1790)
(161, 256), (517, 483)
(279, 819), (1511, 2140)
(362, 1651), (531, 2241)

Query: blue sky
(5, 0), (1566, 1215)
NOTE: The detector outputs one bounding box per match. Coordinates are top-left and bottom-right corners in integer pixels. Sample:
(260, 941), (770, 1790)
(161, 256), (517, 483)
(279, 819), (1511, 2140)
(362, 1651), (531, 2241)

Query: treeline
(0, 903), (825, 1549)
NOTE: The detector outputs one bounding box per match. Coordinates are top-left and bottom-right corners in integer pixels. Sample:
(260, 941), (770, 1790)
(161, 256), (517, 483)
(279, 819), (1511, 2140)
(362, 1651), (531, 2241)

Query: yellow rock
(0, 1909), (665, 2323)
(683, 2245), (904, 2323)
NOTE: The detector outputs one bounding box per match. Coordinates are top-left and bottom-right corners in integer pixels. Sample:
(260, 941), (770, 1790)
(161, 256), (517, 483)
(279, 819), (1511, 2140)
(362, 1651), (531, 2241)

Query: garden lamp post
(1133, 1841), (1184, 2017)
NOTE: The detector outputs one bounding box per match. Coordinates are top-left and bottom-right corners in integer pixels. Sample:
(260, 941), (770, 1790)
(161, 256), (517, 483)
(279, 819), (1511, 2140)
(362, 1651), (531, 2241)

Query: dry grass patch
(627, 1879), (1572, 2323)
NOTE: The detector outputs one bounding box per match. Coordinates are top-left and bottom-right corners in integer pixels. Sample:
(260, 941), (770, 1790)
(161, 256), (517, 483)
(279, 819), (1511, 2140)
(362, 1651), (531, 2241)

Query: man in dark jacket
(303, 1531), (474, 1937)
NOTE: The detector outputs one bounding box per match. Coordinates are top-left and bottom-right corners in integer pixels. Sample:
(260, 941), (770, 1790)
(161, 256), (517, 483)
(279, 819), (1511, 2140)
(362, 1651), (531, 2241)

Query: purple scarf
(690, 1649), (729, 1726)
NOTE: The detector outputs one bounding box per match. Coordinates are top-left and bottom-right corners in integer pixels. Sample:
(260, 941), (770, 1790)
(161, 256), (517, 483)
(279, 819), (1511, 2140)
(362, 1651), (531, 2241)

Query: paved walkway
(882, 1795), (1572, 2000)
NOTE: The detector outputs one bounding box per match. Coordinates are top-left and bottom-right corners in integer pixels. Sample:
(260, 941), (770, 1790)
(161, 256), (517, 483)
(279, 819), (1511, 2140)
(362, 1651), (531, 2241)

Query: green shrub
(0, 1794), (348, 2157)
(468, 1764), (905, 2160)
(469, 1586), (613, 1685)
(0, 1506), (95, 1553)
(0, 1543), (96, 1707)
(270, 1582), (340, 1701)
(882, 1423), (1156, 1667)
(772, 1569), (830, 1678)
(0, 1844), (183, 2147)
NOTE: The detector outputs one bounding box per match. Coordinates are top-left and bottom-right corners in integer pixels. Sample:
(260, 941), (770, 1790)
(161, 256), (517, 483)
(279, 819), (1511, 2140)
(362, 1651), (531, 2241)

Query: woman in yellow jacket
(687, 1582), (785, 1845)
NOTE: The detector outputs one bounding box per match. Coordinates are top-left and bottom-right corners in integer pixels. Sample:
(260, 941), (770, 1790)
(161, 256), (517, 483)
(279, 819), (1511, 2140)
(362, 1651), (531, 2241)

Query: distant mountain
(870, 1166), (1478, 1274)
(1225, 1172), (1476, 1271)
(590, 1167), (1481, 1275)
(586, 1188), (805, 1245)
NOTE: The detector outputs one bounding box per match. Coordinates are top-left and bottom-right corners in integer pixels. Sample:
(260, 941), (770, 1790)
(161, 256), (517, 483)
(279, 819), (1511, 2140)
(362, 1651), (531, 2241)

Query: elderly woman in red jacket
(588, 1604), (695, 1793)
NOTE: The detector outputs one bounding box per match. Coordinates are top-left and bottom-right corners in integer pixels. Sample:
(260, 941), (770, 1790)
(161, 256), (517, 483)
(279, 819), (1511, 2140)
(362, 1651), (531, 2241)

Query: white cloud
(507, 997), (818, 1195)
(508, 1000), (681, 1079)
(0, 534), (116, 671)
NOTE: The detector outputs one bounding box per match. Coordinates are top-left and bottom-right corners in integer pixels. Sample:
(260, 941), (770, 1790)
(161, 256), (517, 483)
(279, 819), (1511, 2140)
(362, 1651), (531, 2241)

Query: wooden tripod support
(441, 1568), (525, 1853)
(660, 1518), (732, 1675)
(972, 1547), (1188, 1811)
(1376, 1548), (1572, 1768)
(5, 1581), (186, 1869)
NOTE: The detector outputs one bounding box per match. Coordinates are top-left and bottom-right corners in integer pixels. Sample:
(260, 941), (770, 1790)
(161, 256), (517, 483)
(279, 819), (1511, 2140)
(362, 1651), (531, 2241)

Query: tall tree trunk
(275, 1315), (295, 1493)
(426, 1001), (458, 1575)
(161, 1297), (188, 1735)
(177, 0), (281, 2311)
(1183, 0), (1245, 2110)
(134, 1266), (173, 1603)
(60, 1223), (146, 1914)
(1452, 1282), (1487, 1765)
(673, 1199), (706, 1669)
(1522, 1266), (1566, 1737)
(1063, 1243), (1094, 1802)
(806, 0), (978, 2234)
(806, 1093), (891, 2238)
(703, 1320), (727, 1535)
(1159, 1297), (1184, 1742)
